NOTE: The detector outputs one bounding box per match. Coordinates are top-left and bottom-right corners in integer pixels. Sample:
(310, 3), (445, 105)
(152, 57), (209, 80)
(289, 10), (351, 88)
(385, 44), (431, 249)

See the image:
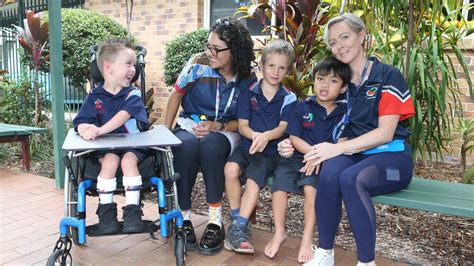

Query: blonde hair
(323, 13), (367, 48)
(97, 39), (134, 75)
(261, 39), (295, 68)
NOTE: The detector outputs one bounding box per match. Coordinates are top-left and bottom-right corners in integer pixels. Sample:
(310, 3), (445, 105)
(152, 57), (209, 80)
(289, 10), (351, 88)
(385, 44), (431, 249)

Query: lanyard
(332, 59), (370, 142)
(214, 81), (235, 121)
(357, 59), (370, 89)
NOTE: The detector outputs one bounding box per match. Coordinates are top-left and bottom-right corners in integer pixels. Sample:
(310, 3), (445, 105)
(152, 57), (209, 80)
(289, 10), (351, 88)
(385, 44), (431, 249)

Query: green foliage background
(0, 74), (35, 125)
(42, 8), (134, 87)
(164, 29), (208, 86)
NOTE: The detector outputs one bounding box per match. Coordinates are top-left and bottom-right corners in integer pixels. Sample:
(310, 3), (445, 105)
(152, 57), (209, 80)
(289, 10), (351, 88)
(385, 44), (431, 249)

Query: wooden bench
(0, 123), (48, 170)
(255, 176), (474, 220)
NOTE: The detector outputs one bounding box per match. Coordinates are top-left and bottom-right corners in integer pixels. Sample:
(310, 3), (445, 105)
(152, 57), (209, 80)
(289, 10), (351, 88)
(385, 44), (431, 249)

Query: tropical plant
(164, 29), (209, 86)
(349, 0), (473, 160)
(235, 0), (332, 98)
(12, 10), (49, 126)
(455, 117), (474, 171)
(463, 164), (474, 184)
(240, 1), (473, 160)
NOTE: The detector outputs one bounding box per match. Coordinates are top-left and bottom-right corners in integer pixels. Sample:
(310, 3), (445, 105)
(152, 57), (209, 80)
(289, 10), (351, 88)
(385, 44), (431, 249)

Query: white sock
(123, 175), (142, 206)
(208, 205), (222, 227)
(97, 176), (116, 204)
(181, 209), (191, 221)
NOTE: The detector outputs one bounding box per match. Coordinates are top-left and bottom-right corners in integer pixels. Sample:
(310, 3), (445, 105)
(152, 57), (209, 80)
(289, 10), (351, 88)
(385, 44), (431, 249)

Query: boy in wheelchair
(73, 39), (148, 234)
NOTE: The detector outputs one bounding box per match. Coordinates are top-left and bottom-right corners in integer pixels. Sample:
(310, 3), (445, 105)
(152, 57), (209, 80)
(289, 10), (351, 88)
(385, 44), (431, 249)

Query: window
(205, 0), (274, 36)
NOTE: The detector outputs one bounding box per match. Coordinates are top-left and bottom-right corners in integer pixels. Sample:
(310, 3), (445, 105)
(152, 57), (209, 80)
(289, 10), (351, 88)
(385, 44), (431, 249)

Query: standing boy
(224, 39), (296, 254)
(264, 57), (351, 264)
(73, 39), (148, 234)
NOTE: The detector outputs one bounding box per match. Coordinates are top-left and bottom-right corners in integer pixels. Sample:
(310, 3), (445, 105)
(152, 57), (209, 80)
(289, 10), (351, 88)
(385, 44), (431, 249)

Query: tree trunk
(405, 0), (414, 80)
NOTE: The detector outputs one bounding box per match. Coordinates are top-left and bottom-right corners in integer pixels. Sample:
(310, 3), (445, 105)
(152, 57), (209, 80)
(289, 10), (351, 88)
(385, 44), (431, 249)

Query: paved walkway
(0, 168), (408, 265)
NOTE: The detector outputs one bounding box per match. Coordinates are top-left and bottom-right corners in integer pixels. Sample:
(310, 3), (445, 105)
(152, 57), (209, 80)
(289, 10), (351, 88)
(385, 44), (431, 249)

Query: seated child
(264, 57), (351, 263)
(73, 39), (148, 234)
(223, 39), (297, 254)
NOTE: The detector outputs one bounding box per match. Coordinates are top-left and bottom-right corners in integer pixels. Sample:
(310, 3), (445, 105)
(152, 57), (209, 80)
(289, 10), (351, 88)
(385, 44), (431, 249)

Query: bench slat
(266, 176), (473, 218)
(373, 177), (474, 218)
(0, 123), (48, 137)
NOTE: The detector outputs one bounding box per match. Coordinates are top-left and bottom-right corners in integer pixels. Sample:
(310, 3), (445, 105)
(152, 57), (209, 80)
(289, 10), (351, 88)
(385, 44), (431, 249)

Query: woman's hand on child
(249, 132), (269, 154)
(304, 142), (343, 166)
(277, 139), (294, 158)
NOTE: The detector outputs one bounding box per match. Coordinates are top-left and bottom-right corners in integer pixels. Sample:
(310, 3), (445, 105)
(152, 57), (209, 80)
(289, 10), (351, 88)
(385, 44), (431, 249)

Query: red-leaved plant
(13, 10), (49, 126)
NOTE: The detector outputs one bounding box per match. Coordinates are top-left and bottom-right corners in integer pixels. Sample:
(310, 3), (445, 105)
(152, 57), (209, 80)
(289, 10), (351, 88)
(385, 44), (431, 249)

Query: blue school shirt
(286, 96), (345, 157)
(237, 80), (297, 155)
(73, 83), (148, 134)
(174, 64), (257, 122)
(344, 57), (415, 140)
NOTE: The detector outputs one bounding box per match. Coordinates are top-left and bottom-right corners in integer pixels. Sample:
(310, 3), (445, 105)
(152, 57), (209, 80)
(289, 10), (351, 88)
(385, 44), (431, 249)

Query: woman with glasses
(164, 17), (256, 256)
(277, 13), (415, 266)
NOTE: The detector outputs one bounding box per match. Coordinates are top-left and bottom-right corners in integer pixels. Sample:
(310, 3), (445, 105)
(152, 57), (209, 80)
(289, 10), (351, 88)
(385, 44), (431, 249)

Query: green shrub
(42, 9), (134, 87)
(164, 29), (208, 86)
(0, 73), (35, 125)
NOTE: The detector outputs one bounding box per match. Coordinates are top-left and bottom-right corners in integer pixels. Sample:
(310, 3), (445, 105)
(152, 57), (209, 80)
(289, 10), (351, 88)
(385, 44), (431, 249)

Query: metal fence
(1, 29), (86, 112)
(0, 0), (85, 29)
(0, 0), (86, 112)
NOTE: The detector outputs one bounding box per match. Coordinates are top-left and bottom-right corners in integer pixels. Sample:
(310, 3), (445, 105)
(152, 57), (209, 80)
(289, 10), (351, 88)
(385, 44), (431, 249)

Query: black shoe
(183, 220), (198, 251)
(96, 203), (120, 234)
(122, 204), (144, 233)
(198, 223), (225, 256)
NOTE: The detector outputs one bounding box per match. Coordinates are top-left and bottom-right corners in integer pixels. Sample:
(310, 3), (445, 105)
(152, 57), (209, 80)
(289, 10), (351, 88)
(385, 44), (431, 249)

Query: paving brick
(0, 250), (23, 264)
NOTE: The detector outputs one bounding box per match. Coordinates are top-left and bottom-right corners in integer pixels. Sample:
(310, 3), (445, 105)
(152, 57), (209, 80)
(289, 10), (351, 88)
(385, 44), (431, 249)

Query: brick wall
(444, 43), (473, 165)
(84, 0), (472, 165)
(85, 0), (204, 122)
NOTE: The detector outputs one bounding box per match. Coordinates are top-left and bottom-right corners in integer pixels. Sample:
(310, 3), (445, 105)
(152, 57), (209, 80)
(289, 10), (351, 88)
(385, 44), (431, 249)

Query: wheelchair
(47, 45), (187, 266)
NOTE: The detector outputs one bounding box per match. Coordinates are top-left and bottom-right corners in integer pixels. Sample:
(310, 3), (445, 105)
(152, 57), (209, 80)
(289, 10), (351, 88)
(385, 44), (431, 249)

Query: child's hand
(249, 132), (269, 154)
(300, 158), (320, 176)
(78, 124), (100, 140)
(277, 138), (294, 158)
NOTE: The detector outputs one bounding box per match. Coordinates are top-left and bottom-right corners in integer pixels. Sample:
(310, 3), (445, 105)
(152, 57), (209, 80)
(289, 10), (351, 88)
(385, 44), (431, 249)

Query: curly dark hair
(211, 17), (255, 78)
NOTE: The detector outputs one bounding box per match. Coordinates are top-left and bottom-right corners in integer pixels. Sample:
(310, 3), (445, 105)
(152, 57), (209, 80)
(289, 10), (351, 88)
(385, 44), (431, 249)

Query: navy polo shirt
(175, 64), (257, 122)
(237, 80), (297, 155)
(73, 83), (148, 134)
(344, 57), (415, 140)
(287, 96), (346, 157)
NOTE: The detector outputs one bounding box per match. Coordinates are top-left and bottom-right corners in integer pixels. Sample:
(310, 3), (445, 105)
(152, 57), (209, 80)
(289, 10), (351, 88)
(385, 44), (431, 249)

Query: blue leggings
(172, 129), (230, 210)
(316, 152), (413, 262)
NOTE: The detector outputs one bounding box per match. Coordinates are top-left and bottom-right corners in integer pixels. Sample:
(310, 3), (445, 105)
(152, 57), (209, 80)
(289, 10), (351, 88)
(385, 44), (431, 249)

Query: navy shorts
(227, 148), (281, 189)
(272, 156), (319, 193)
(97, 148), (147, 162)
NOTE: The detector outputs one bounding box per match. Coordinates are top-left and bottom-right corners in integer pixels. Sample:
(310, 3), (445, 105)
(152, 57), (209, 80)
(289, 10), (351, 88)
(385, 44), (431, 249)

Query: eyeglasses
(205, 43), (230, 56)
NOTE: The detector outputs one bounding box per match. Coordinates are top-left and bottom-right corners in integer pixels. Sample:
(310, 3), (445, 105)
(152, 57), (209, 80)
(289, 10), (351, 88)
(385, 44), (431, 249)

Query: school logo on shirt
(250, 95), (259, 110)
(94, 99), (105, 113)
(302, 112), (314, 127)
(366, 87), (378, 99)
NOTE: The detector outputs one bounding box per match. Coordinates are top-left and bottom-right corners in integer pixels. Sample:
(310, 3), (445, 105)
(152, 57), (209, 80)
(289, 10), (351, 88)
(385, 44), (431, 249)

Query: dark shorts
(97, 148), (147, 162)
(227, 148), (281, 189)
(272, 156), (319, 193)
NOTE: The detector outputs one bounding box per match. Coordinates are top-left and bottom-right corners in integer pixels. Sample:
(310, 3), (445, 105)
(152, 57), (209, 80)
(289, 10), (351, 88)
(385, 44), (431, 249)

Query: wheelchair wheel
(174, 230), (186, 266)
(46, 249), (72, 266)
(66, 159), (81, 246)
